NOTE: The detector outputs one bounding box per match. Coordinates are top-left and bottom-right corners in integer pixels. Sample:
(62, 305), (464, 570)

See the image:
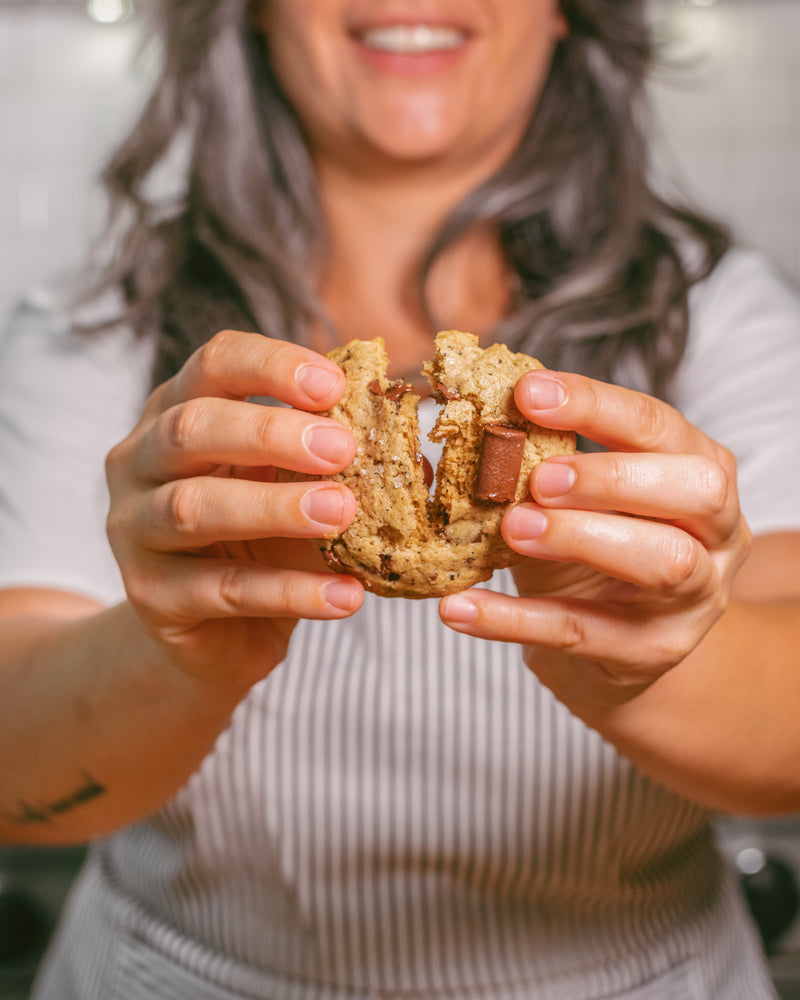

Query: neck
(314, 158), (513, 378)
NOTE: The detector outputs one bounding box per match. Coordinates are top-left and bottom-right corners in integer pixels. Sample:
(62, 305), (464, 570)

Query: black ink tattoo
(4, 771), (106, 826)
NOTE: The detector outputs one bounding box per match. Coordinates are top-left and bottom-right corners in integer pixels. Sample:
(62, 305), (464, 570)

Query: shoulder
(678, 247), (800, 398)
(0, 280), (155, 602)
(1, 278), (157, 411)
(4, 276), (137, 353)
(687, 247), (800, 352)
(0, 276), (157, 490)
(677, 248), (800, 535)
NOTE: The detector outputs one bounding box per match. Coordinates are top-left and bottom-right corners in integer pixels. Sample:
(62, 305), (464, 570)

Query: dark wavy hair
(85, 0), (730, 398)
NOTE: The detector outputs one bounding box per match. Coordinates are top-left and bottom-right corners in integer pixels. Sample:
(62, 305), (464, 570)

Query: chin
(349, 78), (465, 141)
(359, 115), (475, 165)
(370, 136), (466, 165)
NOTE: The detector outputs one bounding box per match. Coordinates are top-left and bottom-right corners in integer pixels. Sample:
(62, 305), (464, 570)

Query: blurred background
(1, 0), (799, 997)
(0, 0), (799, 324)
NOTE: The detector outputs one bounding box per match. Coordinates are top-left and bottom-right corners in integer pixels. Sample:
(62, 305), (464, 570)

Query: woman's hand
(439, 370), (752, 709)
(105, 330), (364, 695)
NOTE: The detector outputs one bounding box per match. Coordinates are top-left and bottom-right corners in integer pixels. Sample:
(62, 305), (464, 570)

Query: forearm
(575, 599), (800, 816)
(0, 603), (248, 845)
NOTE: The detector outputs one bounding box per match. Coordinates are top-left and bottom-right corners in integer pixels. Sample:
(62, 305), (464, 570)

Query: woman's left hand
(439, 370), (753, 709)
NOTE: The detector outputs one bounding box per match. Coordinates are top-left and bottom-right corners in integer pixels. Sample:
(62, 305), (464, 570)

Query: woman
(1, 0), (799, 996)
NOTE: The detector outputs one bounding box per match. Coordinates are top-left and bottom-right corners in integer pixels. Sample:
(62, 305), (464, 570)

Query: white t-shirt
(2, 250), (798, 1000)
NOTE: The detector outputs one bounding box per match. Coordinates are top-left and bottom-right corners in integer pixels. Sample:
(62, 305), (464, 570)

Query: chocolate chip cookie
(311, 330), (575, 598)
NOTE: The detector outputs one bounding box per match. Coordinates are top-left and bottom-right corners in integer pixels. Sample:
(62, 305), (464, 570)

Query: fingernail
(297, 364), (341, 403)
(304, 423), (351, 464)
(301, 487), (346, 526)
(440, 594), (478, 624)
(504, 505), (547, 541)
(534, 462), (575, 499)
(522, 373), (566, 410)
(323, 579), (361, 612)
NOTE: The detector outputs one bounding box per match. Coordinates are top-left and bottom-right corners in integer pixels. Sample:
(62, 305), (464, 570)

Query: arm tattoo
(4, 771), (106, 826)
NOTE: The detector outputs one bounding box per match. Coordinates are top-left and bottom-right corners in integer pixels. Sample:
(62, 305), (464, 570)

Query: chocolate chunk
(386, 381), (414, 403)
(418, 454), (434, 489)
(368, 378), (414, 403)
(436, 382), (460, 401)
(379, 553), (400, 581)
(321, 548), (347, 572)
(474, 423), (527, 503)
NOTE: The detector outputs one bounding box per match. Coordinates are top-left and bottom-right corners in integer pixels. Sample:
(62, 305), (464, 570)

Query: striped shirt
(32, 594), (778, 998)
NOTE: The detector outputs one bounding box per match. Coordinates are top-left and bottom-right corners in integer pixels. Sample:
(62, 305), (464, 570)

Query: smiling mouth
(354, 24), (469, 55)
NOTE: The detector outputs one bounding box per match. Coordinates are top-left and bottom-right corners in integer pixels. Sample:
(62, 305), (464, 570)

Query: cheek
(498, 16), (564, 111)
(257, 0), (332, 81)
(497, 0), (567, 78)
(263, 18), (337, 124)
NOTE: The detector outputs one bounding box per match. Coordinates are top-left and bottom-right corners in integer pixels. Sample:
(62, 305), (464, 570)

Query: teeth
(358, 24), (466, 54)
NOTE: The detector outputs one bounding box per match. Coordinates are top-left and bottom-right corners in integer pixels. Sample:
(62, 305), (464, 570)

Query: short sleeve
(0, 285), (156, 603)
(674, 249), (800, 537)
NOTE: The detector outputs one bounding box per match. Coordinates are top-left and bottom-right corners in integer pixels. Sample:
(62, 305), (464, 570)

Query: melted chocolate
(419, 454), (434, 489)
(435, 382), (460, 401)
(369, 379), (414, 403)
(321, 548), (347, 572)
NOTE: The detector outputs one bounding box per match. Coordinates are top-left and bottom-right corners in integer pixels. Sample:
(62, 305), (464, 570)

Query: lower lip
(349, 34), (471, 76)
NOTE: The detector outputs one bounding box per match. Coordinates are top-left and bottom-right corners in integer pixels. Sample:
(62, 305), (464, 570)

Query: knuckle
(737, 517), (753, 560)
(217, 563), (250, 613)
(585, 658), (646, 697)
(607, 454), (636, 492)
(104, 454), (121, 495)
(252, 405), (282, 452)
(164, 398), (212, 452)
(122, 561), (164, 617)
(706, 582), (728, 622)
(631, 393), (669, 451)
(553, 608), (589, 654)
(104, 439), (130, 485)
(648, 625), (693, 672)
(273, 573), (299, 614)
(657, 534), (699, 591)
(712, 441), (738, 479)
(166, 480), (201, 535)
(575, 375), (603, 423)
(104, 452), (138, 547)
(124, 572), (152, 612)
(193, 329), (238, 378)
(105, 504), (127, 549)
(696, 457), (731, 517)
(264, 337), (294, 364)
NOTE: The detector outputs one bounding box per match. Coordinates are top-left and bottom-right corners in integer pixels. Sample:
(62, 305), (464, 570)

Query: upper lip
(351, 18), (468, 28)
(345, 5), (478, 36)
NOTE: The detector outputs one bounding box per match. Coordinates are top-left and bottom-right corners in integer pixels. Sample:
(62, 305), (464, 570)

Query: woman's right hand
(105, 329), (363, 696)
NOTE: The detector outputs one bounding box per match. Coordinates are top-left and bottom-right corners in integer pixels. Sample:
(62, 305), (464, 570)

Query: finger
(124, 479), (356, 551)
(129, 555), (364, 623)
(146, 330), (346, 417)
(501, 503), (713, 596)
(439, 588), (692, 676)
(515, 370), (730, 463)
(530, 452), (740, 548)
(134, 397), (355, 481)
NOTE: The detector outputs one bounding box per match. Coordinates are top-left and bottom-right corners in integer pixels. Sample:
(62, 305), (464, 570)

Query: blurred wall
(650, 0), (800, 282)
(0, 4), (146, 322)
(0, 0), (798, 326)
